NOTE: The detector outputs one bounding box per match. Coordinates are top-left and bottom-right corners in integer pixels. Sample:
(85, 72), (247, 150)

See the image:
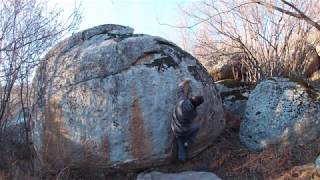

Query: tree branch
(253, 0), (320, 31)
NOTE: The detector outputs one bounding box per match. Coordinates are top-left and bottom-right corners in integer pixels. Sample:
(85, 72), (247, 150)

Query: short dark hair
(190, 96), (204, 107)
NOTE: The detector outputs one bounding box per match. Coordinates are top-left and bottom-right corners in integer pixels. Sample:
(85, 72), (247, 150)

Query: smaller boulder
(316, 155), (320, 169)
(209, 54), (244, 81)
(1, 108), (32, 146)
(137, 171), (221, 180)
(290, 43), (320, 78)
(240, 77), (320, 151)
(303, 46), (320, 77)
(310, 70), (320, 82)
(0, 115), (34, 180)
(316, 44), (320, 56)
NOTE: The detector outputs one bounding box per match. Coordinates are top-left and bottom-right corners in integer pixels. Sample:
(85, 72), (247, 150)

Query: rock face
(215, 79), (253, 129)
(310, 70), (320, 82)
(208, 54), (245, 81)
(240, 77), (320, 151)
(303, 46), (320, 77)
(215, 79), (252, 120)
(31, 24), (225, 172)
(316, 155), (320, 168)
(291, 44), (320, 77)
(137, 171), (222, 180)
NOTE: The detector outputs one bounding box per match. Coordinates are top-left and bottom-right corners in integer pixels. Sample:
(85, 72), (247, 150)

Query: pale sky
(50, 0), (197, 45)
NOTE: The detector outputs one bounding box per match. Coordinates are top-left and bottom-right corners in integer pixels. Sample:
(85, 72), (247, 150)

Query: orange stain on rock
(42, 96), (111, 171)
(128, 88), (152, 160)
(102, 133), (111, 164)
(42, 97), (71, 171)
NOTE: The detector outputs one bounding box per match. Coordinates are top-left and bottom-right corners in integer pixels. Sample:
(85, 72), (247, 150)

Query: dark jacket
(171, 84), (197, 137)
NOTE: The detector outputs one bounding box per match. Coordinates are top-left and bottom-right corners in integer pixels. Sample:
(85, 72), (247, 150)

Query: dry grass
(208, 127), (320, 179)
(2, 119), (320, 179)
(148, 121), (320, 180)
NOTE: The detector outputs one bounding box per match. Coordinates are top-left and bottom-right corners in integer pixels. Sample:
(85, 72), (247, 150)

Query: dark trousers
(176, 123), (200, 161)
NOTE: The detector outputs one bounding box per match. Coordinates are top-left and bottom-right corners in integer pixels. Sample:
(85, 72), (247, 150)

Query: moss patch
(286, 76), (320, 101)
(287, 76), (310, 88)
(220, 89), (248, 102)
(209, 69), (221, 81)
(267, 77), (277, 82)
(108, 34), (144, 42)
(188, 66), (203, 82)
(155, 38), (194, 60)
(216, 79), (253, 88)
(145, 56), (178, 72)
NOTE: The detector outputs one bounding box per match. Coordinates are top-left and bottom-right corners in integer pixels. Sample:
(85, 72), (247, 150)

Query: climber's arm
(177, 79), (191, 99)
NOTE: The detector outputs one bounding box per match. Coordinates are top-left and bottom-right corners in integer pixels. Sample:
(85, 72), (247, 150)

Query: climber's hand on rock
(180, 79), (191, 87)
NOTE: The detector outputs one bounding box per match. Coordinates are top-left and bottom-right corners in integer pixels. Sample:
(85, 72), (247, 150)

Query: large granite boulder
(137, 171), (222, 180)
(240, 77), (320, 151)
(31, 24), (225, 172)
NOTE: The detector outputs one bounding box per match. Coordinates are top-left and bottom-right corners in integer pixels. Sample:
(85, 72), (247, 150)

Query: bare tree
(176, 0), (320, 82)
(253, 0), (320, 31)
(0, 0), (82, 141)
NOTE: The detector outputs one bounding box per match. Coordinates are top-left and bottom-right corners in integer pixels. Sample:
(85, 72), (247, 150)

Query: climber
(171, 79), (204, 161)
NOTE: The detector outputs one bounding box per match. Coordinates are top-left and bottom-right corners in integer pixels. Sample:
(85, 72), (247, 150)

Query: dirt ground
(2, 121), (320, 180)
(120, 122), (320, 180)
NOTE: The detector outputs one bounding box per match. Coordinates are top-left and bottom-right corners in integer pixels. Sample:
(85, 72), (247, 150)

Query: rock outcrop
(303, 46), (320, 77)
(215, 79), (254, 129)
(31, 24), (225, 172)
(240, 77), (320, 151)
(316, 155), (320, 168)
(291, 43), (320, 77)
(137, 171), (222, 180)
(215, 79), (252, 121)
(310, 70), (320, 82)
(208, 54), (244, 81)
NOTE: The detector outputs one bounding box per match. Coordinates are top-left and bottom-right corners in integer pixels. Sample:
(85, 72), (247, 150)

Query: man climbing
(171, 79), (204, 161)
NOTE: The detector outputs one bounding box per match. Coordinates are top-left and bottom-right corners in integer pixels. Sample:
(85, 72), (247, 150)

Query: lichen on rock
(31, 24), (225, 172)
(240, 77), (320, 151)
(215, 79), (253, 121)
